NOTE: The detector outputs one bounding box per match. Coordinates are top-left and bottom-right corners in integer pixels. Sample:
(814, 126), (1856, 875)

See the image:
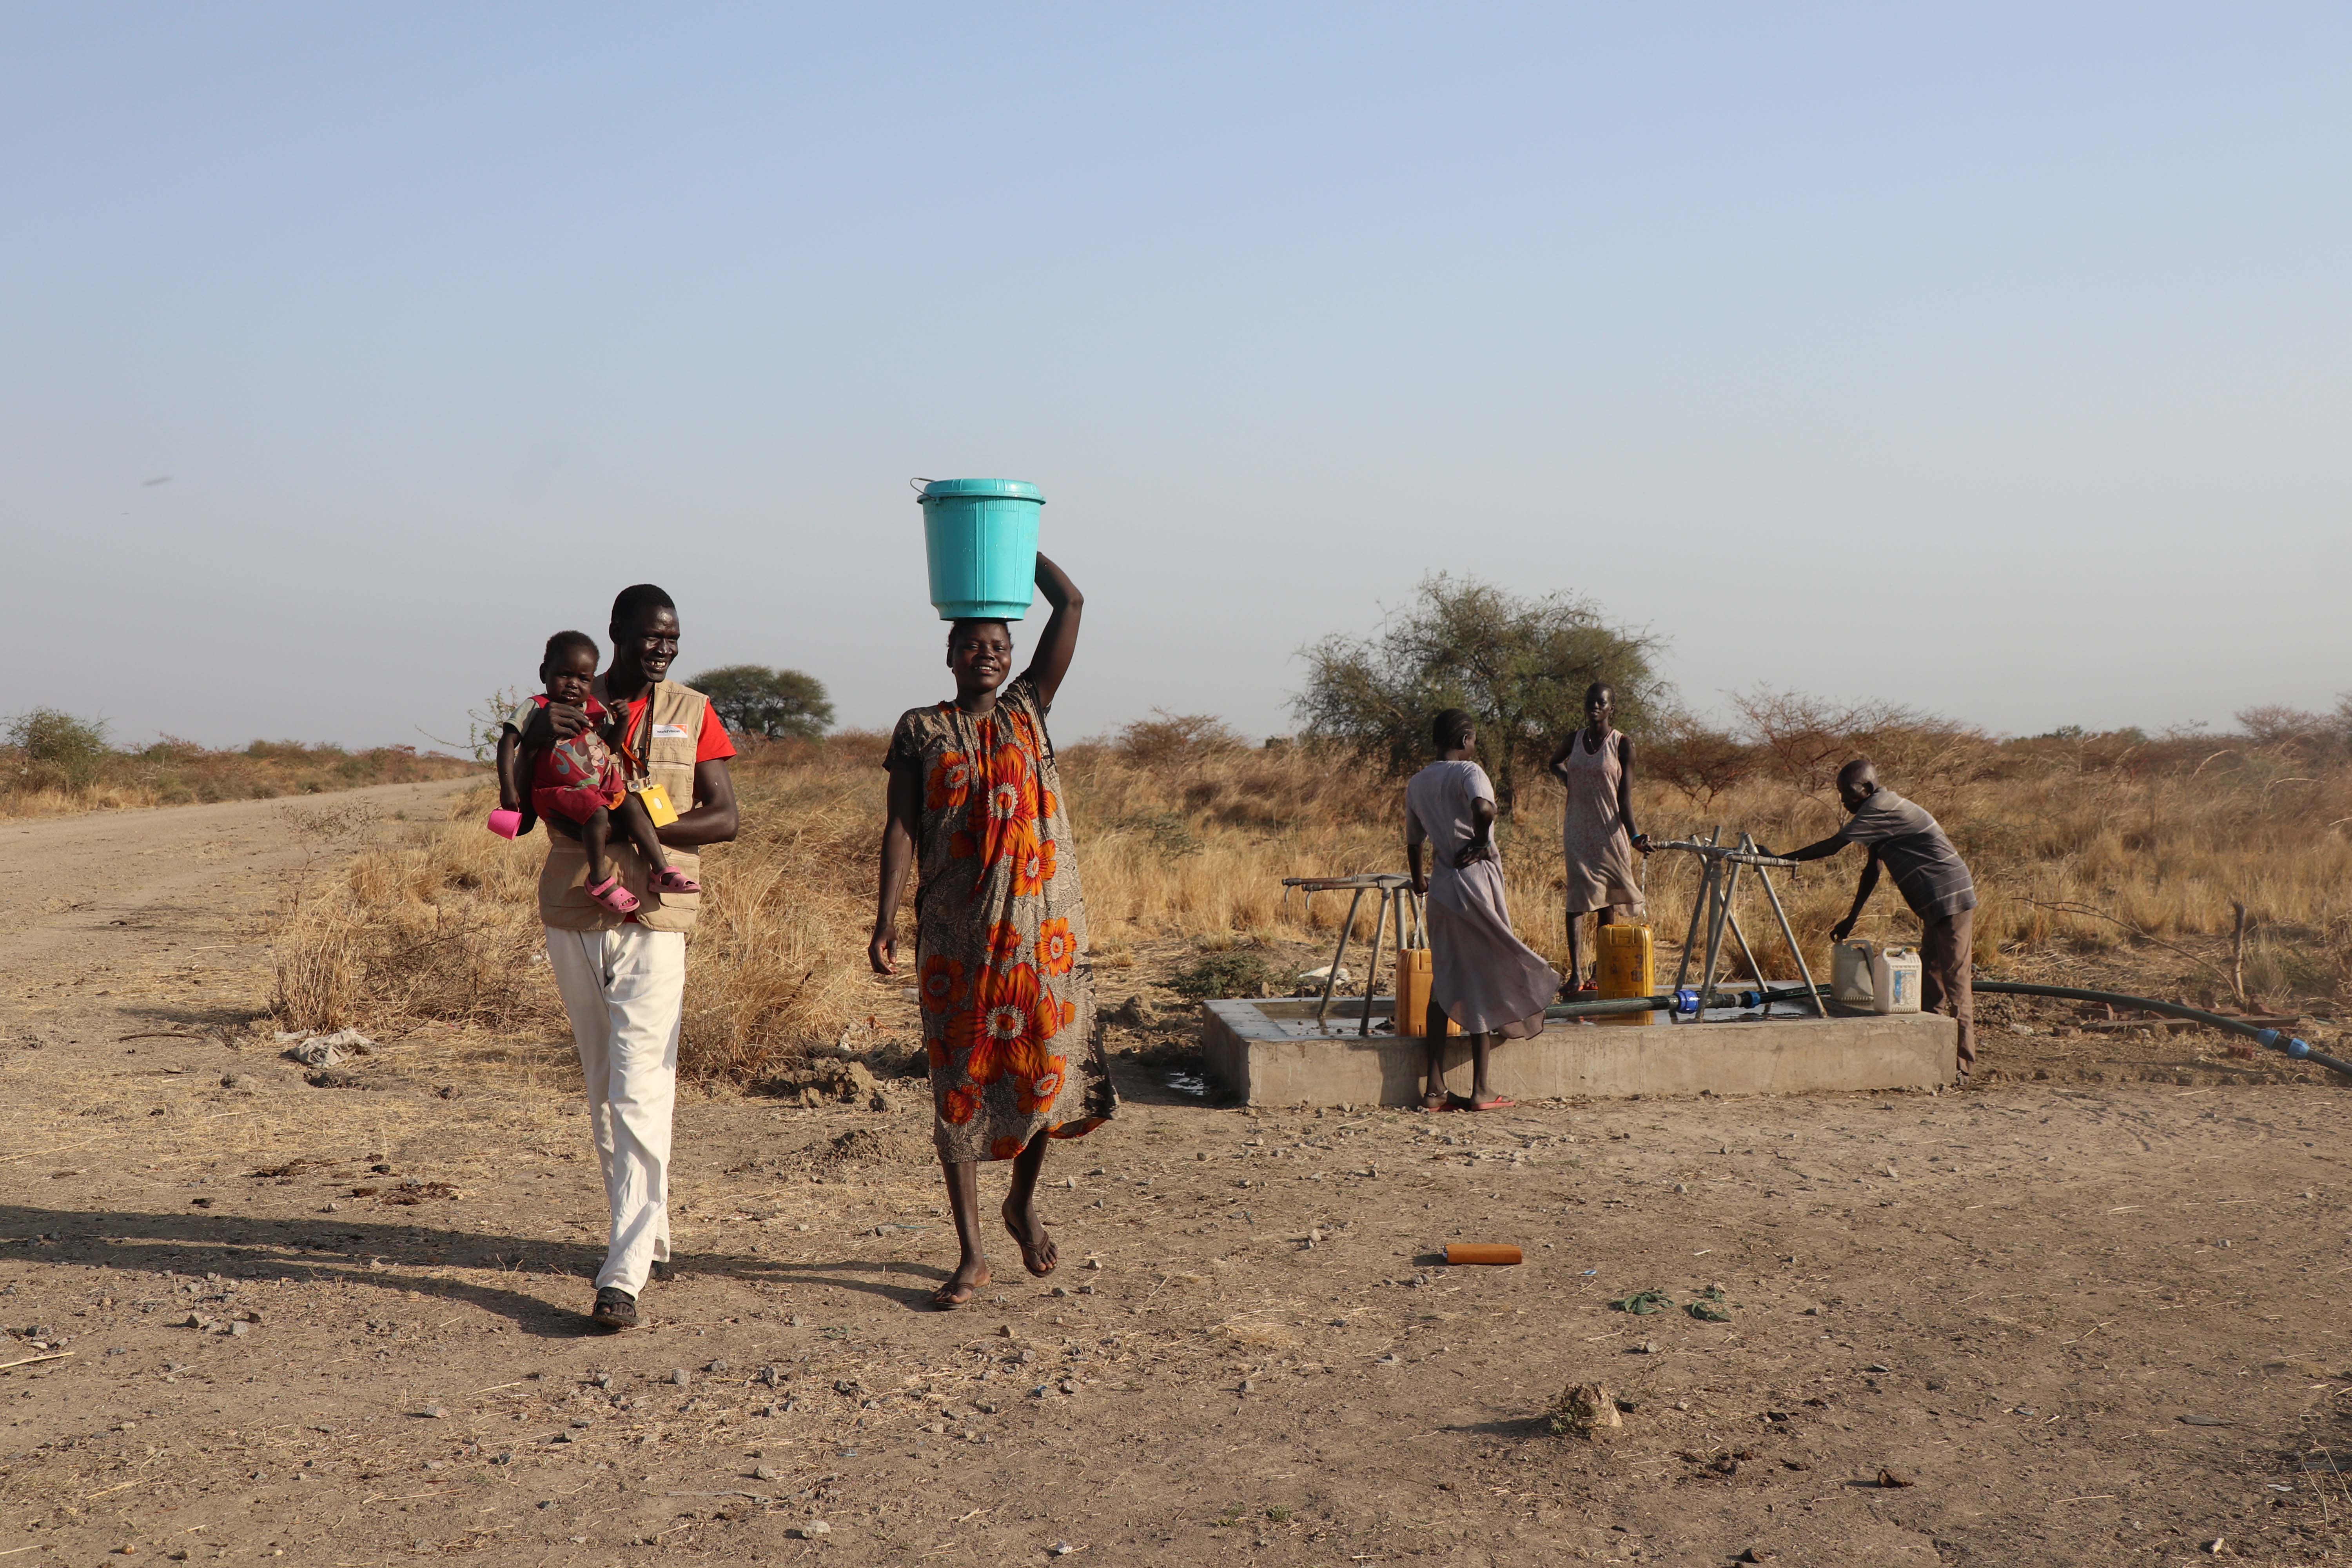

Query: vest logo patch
(652, 723), (692, 739)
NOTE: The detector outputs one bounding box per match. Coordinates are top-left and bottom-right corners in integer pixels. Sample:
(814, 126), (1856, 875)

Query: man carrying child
(507, 584), (739, 1329)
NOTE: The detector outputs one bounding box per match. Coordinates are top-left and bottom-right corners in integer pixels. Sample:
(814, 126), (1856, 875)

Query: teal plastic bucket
(916, 477), (1043, 621)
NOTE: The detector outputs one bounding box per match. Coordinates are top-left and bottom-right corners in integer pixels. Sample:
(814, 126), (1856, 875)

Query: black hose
(1541, 983), (1817, 1021)
(1972, 980), (2352, 1081)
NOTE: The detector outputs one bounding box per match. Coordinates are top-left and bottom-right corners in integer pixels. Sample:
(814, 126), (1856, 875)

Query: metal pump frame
(1281, 874), (1423, 1035)
(1653, 828), (1826, 1019)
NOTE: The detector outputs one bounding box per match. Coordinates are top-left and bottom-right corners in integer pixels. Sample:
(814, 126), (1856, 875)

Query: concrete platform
(1199, 997), (1957, 1107)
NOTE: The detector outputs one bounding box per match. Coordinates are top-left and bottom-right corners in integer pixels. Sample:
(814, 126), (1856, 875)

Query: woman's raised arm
(1023, 553), (1083, 709)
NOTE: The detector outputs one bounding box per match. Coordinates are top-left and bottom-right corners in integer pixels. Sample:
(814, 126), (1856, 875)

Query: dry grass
(1626, 757), (2352, 997)
(270, 795), (558, 1040)
(1065, 721), (2352, 1008)
(0, 734), (476, 818)
(271, 756), (885, 1082)
(272, 715), (2352, 1083)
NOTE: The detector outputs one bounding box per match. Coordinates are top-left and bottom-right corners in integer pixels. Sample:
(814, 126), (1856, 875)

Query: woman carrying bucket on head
(869, 479), (1117, 1310)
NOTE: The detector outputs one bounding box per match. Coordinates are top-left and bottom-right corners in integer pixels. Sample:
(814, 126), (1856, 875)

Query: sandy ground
(6, 787), (2352, 1566)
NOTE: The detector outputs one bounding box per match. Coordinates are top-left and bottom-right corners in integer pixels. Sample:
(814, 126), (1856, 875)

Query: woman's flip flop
(1452, 1094), (1517, 1112)
(931, 1264), (989, 1310)
(1002, 1198), (1058, 1277)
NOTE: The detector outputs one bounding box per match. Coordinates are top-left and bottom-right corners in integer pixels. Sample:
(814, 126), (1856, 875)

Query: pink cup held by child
(486, 808), (524, 839)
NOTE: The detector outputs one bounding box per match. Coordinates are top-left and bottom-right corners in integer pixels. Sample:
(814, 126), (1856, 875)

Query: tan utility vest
(534, 677), (712, 935)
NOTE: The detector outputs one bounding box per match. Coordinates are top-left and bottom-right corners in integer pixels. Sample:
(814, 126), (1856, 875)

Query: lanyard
(605, 683), (656, 784)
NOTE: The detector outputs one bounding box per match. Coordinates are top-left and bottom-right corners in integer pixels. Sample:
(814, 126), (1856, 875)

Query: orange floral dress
(886, 675), (1116, 1163)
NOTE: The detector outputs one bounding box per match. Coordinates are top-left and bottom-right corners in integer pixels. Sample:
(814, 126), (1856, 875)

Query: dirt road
(5, 788), (2352, 1565)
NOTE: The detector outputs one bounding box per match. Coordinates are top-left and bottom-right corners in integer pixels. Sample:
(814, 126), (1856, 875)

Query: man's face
(1585, 691), (1612, 728)
(1838, 779), (1873, 812)
(613, 607), (681, 682)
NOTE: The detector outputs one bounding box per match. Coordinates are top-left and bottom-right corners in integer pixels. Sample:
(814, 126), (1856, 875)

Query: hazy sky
(7, 5), (2347, 750)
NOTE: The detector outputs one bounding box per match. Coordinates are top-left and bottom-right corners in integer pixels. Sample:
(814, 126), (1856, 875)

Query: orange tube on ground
(1444, 1243), (1523, 1266)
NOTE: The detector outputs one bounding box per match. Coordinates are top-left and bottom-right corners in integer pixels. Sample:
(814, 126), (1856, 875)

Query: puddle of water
(1690, 1001), (1818, 1024)
(1163, 1068), (1210, 1099)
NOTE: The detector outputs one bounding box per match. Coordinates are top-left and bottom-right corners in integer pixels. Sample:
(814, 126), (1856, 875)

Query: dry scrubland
(0, 708), (475, 818)
(14, 749), (2352, 1565)
(276, 711), (2352, 1080)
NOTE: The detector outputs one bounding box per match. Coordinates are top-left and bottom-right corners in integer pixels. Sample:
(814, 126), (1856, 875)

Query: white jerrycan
(1870, 946), (1924, 1014)
(1830, 940), (1880, 1006)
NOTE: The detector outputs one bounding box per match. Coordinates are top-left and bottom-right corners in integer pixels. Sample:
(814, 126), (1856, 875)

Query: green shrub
(1120, 810), (1203, 860)
(1171, 949), (1276, 999)
(7, 708), (111, 791)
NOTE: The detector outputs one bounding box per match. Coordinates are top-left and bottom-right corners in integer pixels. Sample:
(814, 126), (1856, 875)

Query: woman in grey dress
(1405, 709), (1563, 1111)
(1546, 682), (1650, 993)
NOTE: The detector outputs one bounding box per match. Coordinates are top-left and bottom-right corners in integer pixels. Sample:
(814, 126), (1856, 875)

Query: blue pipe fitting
(1671, 988), (1702, 1016)
(2254, 1028), (2316, 1059)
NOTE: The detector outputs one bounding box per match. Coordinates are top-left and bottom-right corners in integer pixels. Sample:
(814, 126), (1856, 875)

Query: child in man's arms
(491, 631), (699, 916)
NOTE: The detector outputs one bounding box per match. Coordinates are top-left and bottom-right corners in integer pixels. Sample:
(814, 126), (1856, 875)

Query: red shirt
(602, 689), (732, 926)
(611, 691), (737, 766)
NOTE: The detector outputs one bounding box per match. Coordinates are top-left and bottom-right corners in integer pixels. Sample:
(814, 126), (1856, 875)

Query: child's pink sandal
(586, 874), (641, 915)
(652, 868), (701, 895)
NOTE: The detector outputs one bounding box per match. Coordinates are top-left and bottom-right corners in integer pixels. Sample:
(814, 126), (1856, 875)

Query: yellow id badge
(635, 782), (680, 828)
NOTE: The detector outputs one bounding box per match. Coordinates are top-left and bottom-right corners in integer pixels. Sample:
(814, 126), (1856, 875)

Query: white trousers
(545, 925), (685, 1296)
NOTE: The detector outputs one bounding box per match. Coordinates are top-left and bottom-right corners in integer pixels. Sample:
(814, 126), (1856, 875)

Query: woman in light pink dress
(1406, 710), (1563, 1111)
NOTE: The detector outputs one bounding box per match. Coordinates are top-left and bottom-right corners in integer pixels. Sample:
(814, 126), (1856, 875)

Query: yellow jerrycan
(1596, 922), (1659, 1026)
(1393, 946), (1461, 1037)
